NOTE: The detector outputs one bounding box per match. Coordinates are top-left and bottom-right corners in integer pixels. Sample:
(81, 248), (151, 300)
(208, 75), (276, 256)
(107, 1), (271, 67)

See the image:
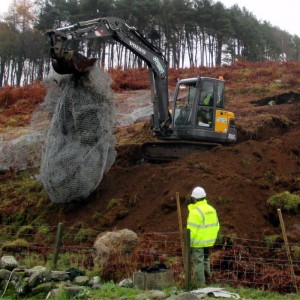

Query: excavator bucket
(51, 51), (98, 75)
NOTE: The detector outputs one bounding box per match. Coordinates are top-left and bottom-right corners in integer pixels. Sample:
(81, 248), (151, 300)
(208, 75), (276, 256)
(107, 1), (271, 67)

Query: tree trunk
(215, 35), (223, 66)
(0, 58), (5, 87)
(16, 56), (24, 86)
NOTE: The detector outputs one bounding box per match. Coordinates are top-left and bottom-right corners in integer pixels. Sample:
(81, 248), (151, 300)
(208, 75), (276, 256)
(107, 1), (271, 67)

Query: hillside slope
(0, 61), (300, 242)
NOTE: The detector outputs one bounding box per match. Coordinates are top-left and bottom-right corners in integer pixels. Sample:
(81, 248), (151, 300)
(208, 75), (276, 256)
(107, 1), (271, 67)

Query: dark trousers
(191, 247), (211, 285)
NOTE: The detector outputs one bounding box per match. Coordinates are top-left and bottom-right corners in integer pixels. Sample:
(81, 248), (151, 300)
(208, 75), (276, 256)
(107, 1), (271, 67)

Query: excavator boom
(47, 17), (237, 162)
(47, 17), (171, 136)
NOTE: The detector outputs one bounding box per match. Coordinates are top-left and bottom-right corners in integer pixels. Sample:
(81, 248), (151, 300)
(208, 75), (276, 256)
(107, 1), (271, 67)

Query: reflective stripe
(187, 221), (219, 229)
(191, 238), (217, 245)
(195, 207), (205, 224)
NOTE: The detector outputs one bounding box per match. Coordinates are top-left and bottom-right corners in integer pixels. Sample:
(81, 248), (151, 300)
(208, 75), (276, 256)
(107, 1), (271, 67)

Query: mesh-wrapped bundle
(40, 64), (116, 203)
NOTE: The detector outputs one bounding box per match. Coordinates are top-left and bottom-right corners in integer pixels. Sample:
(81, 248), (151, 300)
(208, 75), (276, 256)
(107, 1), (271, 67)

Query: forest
(0, 0), (300, 87)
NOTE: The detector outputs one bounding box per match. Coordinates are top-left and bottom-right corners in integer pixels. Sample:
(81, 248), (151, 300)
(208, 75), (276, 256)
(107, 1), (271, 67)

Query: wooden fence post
(176, 192), (185, 258)
(184, 229), (191, 291)
(277, 209), (298, 293)
(52, 222), (64, 268)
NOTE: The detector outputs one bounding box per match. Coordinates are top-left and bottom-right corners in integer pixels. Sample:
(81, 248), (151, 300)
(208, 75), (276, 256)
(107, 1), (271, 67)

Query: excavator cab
(171, 77), (236, 143)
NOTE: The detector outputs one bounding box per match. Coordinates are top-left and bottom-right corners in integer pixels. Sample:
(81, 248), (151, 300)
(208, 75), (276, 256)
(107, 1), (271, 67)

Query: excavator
(47, 17), (236, 161)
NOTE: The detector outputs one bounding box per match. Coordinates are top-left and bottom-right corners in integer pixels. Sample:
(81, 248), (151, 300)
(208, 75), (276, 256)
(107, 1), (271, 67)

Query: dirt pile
(46, 90), (300, 241)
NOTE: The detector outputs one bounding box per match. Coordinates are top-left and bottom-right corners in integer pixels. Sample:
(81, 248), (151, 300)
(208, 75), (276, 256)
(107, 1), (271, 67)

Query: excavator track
(141, 140), (220, 162)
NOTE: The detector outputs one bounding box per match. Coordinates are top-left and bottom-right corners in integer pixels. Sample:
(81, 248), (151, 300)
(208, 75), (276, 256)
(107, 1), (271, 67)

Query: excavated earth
(47, 89), (300, 241)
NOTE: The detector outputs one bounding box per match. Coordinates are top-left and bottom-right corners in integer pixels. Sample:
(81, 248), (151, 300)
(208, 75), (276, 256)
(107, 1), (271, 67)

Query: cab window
(216, 81), (225, 108)
(174, 83), (196, 126)
(198, 81), (214, 106)
(197, 108), (213, 128)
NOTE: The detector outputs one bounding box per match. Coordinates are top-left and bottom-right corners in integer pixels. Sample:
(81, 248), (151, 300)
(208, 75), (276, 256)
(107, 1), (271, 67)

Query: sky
(0, 0), (299, 36)
(220, 0), (299, 36)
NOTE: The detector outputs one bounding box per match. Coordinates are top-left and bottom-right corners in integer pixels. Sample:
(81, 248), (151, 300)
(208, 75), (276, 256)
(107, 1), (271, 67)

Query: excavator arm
(47, 17), (171, 135)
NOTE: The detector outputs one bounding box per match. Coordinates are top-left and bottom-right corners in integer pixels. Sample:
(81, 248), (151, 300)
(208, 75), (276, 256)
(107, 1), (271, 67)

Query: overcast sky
(220, 0), (299, 36)
(0, 0), (299, 36)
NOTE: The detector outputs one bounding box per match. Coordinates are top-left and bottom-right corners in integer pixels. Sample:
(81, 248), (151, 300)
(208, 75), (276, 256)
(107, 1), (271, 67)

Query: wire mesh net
(40, 64), (116, 203)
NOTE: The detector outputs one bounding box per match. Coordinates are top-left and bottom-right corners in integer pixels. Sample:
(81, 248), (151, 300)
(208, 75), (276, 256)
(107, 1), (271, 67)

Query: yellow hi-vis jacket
(187, 199), (219, 248)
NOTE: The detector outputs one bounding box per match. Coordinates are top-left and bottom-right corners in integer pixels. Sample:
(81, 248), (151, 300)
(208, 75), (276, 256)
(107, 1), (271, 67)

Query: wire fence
(0, 224), (300, 293)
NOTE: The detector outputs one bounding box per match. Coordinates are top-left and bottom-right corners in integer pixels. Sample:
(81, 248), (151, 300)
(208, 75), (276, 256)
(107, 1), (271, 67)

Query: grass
(0, 170), (50, 231)
(106, 198), (122, 211)
(88, 282), (142, 299)
(74, 228), (97, 243)
(265, 171), (276, 182)
(267, 191), (300, 213)
(1, 282), (299, 300)
(263, 234), (283, 249)
(226, 286), (299, 299)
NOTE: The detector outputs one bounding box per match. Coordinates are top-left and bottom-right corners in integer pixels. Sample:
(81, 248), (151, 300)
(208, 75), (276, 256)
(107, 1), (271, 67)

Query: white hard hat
(191, 187), (206, 199)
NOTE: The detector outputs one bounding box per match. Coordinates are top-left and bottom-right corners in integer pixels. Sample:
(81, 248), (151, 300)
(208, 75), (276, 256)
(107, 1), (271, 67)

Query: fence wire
(0, 224), (299, 293)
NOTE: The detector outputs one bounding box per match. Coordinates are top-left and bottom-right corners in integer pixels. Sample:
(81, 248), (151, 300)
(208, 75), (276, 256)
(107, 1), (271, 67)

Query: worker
(187, 186), (220, 286)
(203, 90), (213, 105)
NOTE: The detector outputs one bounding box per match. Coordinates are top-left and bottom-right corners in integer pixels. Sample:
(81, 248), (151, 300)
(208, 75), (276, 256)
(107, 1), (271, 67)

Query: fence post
(277, 209), (298, 293)
(184, 229), (191, 291)
(52, 222), (64, 268)
(176, 192), (185, 259)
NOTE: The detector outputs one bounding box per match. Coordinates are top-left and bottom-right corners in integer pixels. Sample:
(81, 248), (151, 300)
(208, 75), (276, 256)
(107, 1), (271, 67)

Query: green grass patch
(106, 198), (122, 210)
(226, 285), (299, 299)
(0, 170), (51, 236)
(263, 234), (283, 249)
(267, 191), (300, 213)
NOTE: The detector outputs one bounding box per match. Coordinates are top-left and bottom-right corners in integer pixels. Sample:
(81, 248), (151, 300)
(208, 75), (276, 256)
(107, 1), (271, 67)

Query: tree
(2, 0), (45, 85)
(5, 0), (36, 32)
(292, 35), (300, 61)
(0, 22), (21, 86)
(210, 2), (232, 66)
(1, 0), (300, 85)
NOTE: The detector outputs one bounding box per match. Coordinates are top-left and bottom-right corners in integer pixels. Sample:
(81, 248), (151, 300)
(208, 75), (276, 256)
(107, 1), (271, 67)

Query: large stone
(135, 290), (169, 300)
(40, 66), (116, 204)
(47, 285), (85, 298)
(28, 270), (51, 288)
(10, 270), (25, 283)
(0, 269), (11, 280)
(31, 282), (55, 295)
(147, 290), (169, 299)
(64, 285), (86, 296)
(133, 270), (175, 290)
(0, 132), (45, 172)
(175, 292), (200, 300)
(93, 229), (138, 268)
(0, 256), (19, 270)
(50, 270), (70, 281)
(24, 266), (47, 276)
(73, 275), (90, 285)
(118, 278), (133, 288)
(15, 279), (30, 295)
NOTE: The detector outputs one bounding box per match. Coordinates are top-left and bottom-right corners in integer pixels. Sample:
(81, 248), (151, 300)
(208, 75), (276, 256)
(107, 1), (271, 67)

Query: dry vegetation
(1, 61), (300, 132)
(1, 61), (300, 293)
(0, 82), (46, 132)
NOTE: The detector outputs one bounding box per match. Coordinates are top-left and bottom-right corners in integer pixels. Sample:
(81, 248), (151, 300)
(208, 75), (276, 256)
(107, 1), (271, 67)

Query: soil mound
(49, 92), (300, 241)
